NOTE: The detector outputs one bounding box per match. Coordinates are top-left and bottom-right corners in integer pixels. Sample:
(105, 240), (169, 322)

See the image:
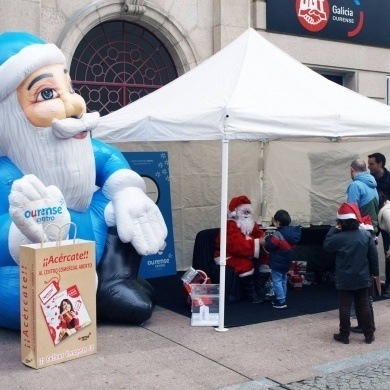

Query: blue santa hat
(0, 31), (65, 102)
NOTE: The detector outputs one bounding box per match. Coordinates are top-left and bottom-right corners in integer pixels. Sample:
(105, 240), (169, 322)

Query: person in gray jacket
(323, 202), (378, 345)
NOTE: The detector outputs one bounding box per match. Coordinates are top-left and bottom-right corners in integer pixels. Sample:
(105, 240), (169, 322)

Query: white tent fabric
(94, 28), (390, 331)
(263, 138), (390, 226)
(96, 28), (390, 142)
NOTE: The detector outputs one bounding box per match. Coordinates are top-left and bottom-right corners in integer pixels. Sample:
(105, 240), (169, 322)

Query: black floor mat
(147, 272), (347, 328)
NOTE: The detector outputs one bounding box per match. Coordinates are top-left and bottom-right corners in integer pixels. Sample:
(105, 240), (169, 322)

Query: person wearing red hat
(214, 195), (268, 303)
(323, 202), (379, 344)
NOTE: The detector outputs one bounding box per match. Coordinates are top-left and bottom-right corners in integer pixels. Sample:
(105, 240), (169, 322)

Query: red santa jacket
(214, 220), (268, 264)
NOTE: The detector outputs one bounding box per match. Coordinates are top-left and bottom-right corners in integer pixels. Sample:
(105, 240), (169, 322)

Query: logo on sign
(296, 0), (330, 32)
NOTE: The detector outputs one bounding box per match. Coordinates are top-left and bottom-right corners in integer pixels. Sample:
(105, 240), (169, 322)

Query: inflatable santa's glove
(9, 174), (71, 243)
(103, 169), (167, 255)
(105, 186), (167, 256)
(113, 186), (167, 255)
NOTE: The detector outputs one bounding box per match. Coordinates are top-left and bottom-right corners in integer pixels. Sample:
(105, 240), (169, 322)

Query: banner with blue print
(123, 151), (176, 278)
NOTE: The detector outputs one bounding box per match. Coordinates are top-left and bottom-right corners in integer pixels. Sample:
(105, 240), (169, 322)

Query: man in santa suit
(214, 195), (268, 303)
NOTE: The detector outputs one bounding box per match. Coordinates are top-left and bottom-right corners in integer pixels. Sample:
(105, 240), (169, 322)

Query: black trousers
(338, 288), (375, 337)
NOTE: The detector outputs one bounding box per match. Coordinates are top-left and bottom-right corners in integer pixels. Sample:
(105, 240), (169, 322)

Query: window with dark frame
(70, 20), (178, 116)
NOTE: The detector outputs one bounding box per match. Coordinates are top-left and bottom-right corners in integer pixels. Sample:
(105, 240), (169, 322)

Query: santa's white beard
(0, 93), (96, 212)
(236, 216), (255, 236)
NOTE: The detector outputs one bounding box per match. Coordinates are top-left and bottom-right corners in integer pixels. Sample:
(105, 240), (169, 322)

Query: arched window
(70, 20), (178, 115)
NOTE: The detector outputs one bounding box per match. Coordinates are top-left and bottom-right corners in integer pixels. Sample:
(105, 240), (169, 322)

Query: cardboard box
(289, 274), (303, 290)
(20, 238), (97, 369)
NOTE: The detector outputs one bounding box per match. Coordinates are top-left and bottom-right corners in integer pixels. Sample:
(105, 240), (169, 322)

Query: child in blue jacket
(260, 210), (301, 308)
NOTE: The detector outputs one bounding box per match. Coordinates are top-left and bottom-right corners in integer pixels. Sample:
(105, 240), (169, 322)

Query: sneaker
(333, 333), (349, 344)
(365, 334), (375, 344)
(272, 299), (287, 309)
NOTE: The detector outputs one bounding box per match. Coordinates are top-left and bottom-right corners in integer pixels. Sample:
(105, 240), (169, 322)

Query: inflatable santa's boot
(96, 227), (155, 325)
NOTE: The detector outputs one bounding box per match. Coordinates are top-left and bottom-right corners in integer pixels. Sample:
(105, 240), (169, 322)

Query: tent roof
(94, 28), (390, 142)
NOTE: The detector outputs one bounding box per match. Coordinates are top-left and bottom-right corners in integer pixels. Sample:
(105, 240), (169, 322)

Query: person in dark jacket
(347, 159), (379, 333)
(323, 203), (379, 345)
(260, 209), (301, 309)
(368, 152), (390, 296)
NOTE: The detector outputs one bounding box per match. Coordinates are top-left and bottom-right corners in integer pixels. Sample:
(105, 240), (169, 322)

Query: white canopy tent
(95, 28), (390, 331)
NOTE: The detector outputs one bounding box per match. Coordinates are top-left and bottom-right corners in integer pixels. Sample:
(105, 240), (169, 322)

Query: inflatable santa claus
(0, 31), (167, 330)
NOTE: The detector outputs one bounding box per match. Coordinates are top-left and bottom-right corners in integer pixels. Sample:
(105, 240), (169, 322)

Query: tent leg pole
(259, 141), (264, 223)
(216, 139), (229, 332)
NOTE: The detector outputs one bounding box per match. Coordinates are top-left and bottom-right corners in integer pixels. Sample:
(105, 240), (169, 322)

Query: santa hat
(0, 31), (66, 102)
(228, 195), (252, 218)
(337, 202), (373, 231)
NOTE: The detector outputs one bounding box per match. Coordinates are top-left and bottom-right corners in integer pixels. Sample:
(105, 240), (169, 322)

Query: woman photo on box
(58, 299), (81, 341)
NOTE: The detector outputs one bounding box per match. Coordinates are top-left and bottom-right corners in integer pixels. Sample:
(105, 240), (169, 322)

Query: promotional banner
(123, 152), (176, 278)
(267, 0), (390, 48)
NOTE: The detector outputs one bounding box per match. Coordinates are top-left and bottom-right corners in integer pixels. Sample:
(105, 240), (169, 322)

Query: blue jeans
(272, 270), (287, 302)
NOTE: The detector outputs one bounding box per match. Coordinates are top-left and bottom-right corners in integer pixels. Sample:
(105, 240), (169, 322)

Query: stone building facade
(1, 0), (390, 271)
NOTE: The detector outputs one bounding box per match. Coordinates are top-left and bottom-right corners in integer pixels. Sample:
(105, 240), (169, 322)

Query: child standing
(260, 209), (301, 309)
(323, 202), (378, 344)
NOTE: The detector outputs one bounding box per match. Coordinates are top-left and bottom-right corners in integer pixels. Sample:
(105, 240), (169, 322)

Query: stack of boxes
(288, 260), (307, 290)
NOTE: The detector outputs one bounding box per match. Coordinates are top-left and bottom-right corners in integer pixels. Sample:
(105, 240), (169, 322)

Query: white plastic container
(190, 284), (219, 326)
